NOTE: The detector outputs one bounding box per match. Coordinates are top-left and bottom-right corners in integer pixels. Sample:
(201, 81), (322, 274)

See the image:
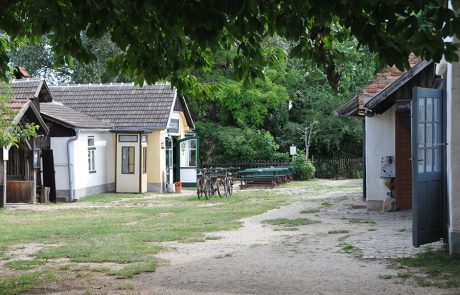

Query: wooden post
(0, 151), (5, 208)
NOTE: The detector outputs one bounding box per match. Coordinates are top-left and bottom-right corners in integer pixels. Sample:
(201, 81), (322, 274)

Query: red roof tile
(357, 53), (422, 113)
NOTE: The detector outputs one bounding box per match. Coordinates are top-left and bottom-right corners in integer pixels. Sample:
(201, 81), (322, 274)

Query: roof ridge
(49, 82), (173, 87)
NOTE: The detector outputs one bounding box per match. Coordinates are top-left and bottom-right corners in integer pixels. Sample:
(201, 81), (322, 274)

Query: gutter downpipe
(67, 129), (80, 202)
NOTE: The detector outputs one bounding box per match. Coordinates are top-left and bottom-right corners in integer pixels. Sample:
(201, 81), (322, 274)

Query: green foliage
(215, 76), (289, 127)
(0, 1), (458, 89)
(292, 154), (315, 180)
(0, 85), (39, 148)
(278, 39), (374, 158)
(196, 121), (287, 163)
(396, 250), (460, 288)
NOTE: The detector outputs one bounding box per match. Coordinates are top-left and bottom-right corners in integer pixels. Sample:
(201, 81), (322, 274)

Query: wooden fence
(202, 158), (363, 179)
(312, 157), (363, 179)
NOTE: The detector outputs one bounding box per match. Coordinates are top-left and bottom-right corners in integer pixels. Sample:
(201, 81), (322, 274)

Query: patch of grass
(118, 283), (135, 290)
(342, 217), (376, 225)
(396, 272), (411, 279)
(378, 274), (393, 280)
(300, 209), (320, 214)
(205, 236), (221, 240)
(79, 193), (143, 203)
(368, 228), (376, 231)
(262, 217), (319, 227)
(395, 250), (460, 288)
(321, 201), (332, 207)
(0, 271), (55, 295)
(4, 259), (47, 270)
(341, 243), (358, 254)
(110, 260), (157, 279)
(328, 229), (349, 234)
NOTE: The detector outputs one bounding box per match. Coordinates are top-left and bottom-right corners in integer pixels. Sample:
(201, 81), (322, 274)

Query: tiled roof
(8, 78), (43, 99)
(3, 99), (29, 121)
(49, 83), (177, 129)
(337, 54), (430, 117)
(40, 101), (113, 129)
(357, 54), (422, 112)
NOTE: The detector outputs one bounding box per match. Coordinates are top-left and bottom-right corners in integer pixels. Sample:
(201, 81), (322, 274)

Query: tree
(276, 37), (376, 158)
(0, 1), (459, 89)
(8, 34), (127, 84)
(0, 85), (38, 148)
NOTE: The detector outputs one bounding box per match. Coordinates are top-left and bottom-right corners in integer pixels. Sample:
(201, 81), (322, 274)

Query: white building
(337, 52), (460, 255)
(40, 101), (114, 201)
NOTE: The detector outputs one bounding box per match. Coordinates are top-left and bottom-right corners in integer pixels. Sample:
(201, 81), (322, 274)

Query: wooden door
(395, 112), (412, 209)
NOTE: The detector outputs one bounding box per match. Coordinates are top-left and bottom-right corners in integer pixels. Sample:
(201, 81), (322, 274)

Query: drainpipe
(362, 118), (367, 201)
(67, 129), (80, 202)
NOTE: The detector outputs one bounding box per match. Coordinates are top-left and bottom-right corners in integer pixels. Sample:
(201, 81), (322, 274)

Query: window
(167, 118), (180, 134)
(88, 136), (96, 173)
(183, 139), (197, 167)
(119, 135), (138, 142)
(142, 147), (147, 174)
(122, 146), (135, 174)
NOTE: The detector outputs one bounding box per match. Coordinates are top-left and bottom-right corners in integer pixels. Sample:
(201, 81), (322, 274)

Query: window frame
(122, 146), (135, 174)
(88, 136), (96, 173)
(142, 146), (147, 174)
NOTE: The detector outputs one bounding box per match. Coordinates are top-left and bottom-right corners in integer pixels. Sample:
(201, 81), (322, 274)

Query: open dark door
(41, 149), (56, 203)
(411, 87), (446, 247)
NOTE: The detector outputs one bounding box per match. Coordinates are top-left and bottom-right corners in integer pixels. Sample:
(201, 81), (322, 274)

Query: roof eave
(364, 60), (435, 113)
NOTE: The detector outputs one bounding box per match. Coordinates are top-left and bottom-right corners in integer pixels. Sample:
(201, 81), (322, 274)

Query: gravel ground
(15, 179), (455, 295)
(127, 179), (454, 295)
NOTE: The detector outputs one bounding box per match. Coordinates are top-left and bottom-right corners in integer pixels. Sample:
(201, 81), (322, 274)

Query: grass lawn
(0, 179), (359, 294)
(0, 184), (312, 294)
(394, 250), (460, 288)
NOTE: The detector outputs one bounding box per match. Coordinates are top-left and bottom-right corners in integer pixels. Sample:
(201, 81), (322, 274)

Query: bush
(293, 154), (315, 180)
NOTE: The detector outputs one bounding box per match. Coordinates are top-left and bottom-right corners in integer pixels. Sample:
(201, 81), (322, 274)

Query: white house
(40, 101), (115, 201)
(48, 83), (197, 195)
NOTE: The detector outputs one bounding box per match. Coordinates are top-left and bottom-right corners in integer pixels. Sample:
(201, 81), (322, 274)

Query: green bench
(238, 167), (292, 189)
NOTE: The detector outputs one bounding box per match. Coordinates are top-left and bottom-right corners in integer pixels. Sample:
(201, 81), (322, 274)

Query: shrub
(293, 154), (315, 180)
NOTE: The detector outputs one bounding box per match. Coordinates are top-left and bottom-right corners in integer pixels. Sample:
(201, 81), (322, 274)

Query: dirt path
(126, 180), (452, 295)
(13, 179), (454, 294)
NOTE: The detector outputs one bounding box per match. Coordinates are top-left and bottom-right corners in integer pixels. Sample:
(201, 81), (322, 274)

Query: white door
(116, 134), (140, 193)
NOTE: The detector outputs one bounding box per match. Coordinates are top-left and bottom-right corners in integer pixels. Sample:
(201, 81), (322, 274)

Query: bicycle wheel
(204, 179), (212, 200)
(197, 178), (203, 199)
(217, 179), (227, 197)
(226, 178), (233, 196)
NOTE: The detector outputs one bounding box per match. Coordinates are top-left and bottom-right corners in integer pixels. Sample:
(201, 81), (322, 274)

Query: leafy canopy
(0, 0), (459, 88)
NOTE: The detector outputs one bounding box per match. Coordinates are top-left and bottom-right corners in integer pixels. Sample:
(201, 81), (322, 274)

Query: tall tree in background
(8, 34), (127, 84)
(275, 38), (376, 158)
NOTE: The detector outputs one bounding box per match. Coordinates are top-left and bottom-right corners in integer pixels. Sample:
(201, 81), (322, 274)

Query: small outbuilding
(0, 78), (51, 207)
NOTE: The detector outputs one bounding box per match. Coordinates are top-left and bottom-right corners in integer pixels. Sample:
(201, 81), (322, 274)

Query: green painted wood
(411, 87), (446, 247)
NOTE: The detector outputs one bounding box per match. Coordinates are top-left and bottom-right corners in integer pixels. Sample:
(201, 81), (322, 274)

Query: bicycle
(197, 168), (212, 200)
(225, 171), (233, 196)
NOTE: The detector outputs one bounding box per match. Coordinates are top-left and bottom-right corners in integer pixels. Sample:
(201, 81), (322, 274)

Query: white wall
(447, 49), (460, 254)
(50, 137), (70, 191)
(51, 130), (114, 200)
(72, 131), (114, 193)
(365, 105), (396, 207)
